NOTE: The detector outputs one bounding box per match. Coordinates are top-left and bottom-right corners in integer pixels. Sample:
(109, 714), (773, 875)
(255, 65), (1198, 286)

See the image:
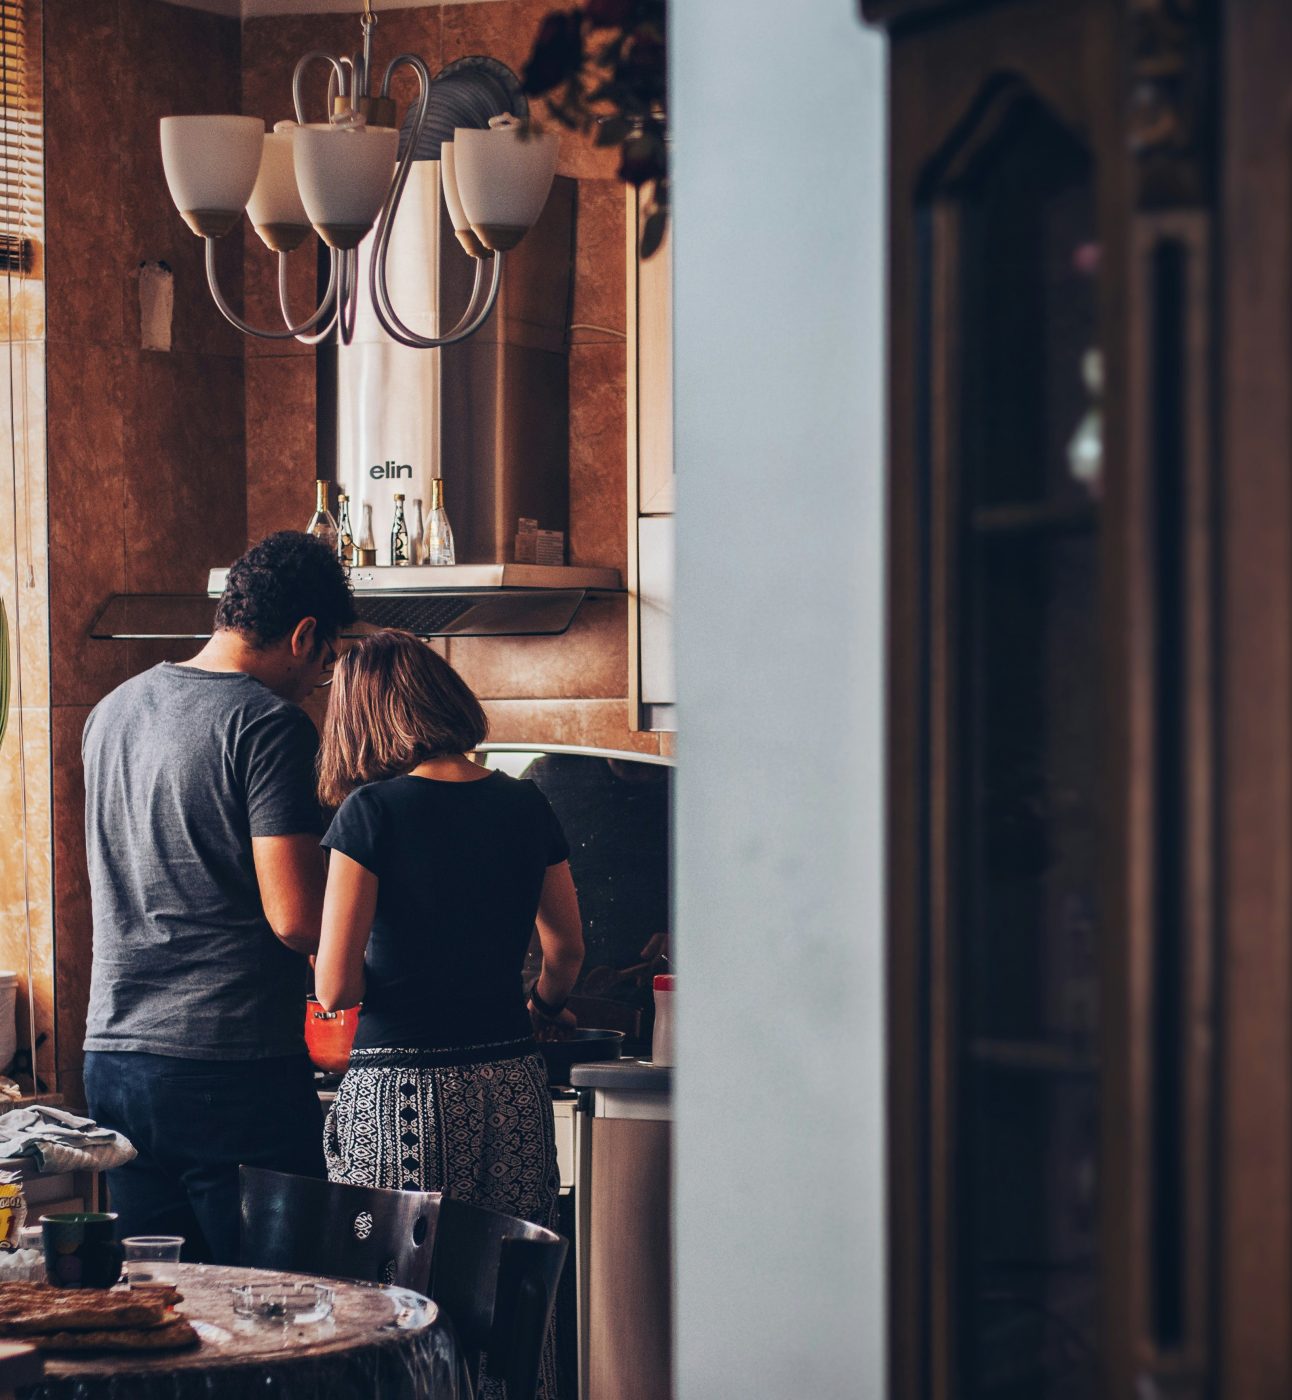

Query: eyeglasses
(316, 638), (337, 689)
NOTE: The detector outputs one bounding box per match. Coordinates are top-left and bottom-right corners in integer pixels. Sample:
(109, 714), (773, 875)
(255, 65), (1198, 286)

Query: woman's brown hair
(316, 629), (489, 807)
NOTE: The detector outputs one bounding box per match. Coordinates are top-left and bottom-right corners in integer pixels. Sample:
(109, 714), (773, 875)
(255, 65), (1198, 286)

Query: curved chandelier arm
(292, 51), (348, 125)
(374, 248), (503, 351)
(368, 54), (505, 349)
(338, 249), (361, 347)
(205, 240), (336, 340)
(278, 247), (340, 346)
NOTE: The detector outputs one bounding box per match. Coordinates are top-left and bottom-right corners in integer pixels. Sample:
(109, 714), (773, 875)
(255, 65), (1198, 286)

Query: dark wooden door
(864, 1), (1226, 1396)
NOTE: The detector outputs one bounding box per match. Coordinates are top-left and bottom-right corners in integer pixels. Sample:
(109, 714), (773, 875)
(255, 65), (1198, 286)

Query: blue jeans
(83, 1051), (324, 1265)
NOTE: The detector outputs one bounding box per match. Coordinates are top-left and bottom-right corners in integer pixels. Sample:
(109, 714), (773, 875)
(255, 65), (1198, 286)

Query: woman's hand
(528, 1000), (577, 1042)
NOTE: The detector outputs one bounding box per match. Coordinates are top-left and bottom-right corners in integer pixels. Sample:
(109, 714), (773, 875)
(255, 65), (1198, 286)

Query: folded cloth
(0, 1106), (135, 1174)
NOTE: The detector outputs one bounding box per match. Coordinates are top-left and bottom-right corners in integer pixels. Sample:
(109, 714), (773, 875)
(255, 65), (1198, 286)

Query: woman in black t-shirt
(313, 631), (584, 1389)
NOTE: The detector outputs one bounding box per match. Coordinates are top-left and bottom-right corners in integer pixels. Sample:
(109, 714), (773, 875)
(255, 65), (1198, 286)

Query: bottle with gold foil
(305, 480), (338, 552)
(390, 492), (411, 567)
(356, 502), (377, 567)
(335, 492), (357, 568)
(424, 477), (456, 566)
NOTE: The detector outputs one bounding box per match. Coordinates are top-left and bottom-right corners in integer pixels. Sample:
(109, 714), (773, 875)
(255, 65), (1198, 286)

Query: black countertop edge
(569, 1059), (672, 1092)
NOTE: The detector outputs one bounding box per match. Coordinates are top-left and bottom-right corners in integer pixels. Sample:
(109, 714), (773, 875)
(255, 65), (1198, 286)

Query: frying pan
(539, 1028), (624, 1085)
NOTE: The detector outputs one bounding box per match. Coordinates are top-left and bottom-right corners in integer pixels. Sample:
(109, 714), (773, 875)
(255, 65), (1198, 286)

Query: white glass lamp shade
(452, 123), (558, 252)
(246, 128), (311, 253)
(440, 143), (487, 260)
(160, 115), (265, 239)
(293, 123), (399, 250)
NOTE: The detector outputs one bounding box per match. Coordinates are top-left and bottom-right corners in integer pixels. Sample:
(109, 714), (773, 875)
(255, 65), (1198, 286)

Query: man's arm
(252, 834), (326, 956)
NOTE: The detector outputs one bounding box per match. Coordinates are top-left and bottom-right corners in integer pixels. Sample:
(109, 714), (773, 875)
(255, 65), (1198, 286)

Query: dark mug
(41, 1212), (123, 1289)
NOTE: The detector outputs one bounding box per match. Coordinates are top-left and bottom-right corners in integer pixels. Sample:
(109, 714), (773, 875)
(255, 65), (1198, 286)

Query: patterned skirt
(324, 1048), (561, 1399)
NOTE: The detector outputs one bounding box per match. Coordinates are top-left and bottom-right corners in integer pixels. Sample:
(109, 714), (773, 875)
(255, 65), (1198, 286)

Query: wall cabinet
(865, 0), (1292, 1395)
(628, 187), (675, 731)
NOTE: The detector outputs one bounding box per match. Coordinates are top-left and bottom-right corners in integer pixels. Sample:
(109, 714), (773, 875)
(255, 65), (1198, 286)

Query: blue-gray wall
(671, 2), (888, 1394)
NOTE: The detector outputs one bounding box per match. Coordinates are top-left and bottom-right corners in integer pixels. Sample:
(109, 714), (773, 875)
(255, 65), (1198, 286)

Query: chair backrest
(238, 1166), (439, 1291)
(429, 1196), (568, 1400)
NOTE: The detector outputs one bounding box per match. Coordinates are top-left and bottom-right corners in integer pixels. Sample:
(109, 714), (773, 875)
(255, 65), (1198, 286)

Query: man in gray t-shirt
(81, 532), (355, 1263)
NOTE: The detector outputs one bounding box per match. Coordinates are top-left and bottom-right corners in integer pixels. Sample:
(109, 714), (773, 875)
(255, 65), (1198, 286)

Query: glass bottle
(356, 502), (377, 567)
(305, 480), (338, 552)
(390, 492), (411, 567)
(423, 478), (456, 566)
(409, 498), (426, 566)
(335, 491), (356, 568)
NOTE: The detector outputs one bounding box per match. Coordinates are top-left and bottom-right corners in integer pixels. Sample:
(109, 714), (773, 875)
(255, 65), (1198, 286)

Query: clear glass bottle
(423, 478), (456, 566)
(356, 502), (377, 567)
(390, 492), (411, 567)
(335, 491), (356, 568)
(305, 480), (338, 552)
(409, 498), (426, 566)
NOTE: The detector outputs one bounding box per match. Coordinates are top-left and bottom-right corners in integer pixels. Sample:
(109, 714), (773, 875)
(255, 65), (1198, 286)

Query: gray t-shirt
(82, 663), (322, 1060)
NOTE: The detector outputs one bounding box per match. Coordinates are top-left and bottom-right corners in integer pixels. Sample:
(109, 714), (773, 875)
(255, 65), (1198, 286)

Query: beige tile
(121, 351), (247, 593)
(568, 343), (628, 575)
(246, 355), (316, 546)
(45, 341), (127, 707)
(448, 592), (627, 700)
(118, 0), (244, 361)
(572, 181), (627, 342)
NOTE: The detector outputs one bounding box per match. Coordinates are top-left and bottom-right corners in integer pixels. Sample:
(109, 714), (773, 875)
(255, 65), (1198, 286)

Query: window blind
(0, 0), (38, 273)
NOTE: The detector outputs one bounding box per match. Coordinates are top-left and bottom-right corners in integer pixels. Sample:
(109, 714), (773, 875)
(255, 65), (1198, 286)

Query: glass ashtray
(230, 1280), (334, 1324)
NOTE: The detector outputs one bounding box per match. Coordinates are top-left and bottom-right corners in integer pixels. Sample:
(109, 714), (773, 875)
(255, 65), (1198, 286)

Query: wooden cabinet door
(868, 2), (1221, 1397)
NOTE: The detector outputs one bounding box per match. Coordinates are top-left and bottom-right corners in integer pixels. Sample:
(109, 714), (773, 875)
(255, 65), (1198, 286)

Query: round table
(16, 1263), (459, 1400)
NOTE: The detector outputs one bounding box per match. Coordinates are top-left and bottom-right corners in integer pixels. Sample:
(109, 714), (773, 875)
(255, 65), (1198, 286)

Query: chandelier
(157, 1), (558, 350)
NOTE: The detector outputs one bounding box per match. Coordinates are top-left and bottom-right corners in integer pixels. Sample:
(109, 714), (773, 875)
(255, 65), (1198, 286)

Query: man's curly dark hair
(214, 531), (356, 647)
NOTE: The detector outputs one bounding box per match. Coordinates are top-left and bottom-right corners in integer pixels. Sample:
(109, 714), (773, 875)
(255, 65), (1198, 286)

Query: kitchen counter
(572, 1058), (672, 1399)
(569, 1059), (671, 1093)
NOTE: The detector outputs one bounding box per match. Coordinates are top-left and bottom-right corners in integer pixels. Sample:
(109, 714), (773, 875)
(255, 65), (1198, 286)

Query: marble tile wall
(44, 0), (245, 1097)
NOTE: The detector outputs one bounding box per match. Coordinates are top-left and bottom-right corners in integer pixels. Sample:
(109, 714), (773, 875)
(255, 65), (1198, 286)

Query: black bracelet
(529, 985), (567, 1019)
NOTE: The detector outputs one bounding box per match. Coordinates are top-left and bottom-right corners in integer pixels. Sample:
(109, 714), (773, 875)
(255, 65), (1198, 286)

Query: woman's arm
(314, 851), (377, 1010)
(530, 860), (585, 1021)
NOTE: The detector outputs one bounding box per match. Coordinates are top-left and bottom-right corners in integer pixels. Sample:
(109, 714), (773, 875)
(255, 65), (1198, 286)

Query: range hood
(91, 562), (621, 642)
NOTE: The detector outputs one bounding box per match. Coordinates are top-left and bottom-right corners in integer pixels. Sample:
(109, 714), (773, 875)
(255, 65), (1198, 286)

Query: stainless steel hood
(222, 562), (621, 637)
(90, 562), (621, 641)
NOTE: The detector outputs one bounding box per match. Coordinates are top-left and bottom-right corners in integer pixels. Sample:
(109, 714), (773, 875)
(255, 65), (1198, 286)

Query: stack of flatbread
(0, 1282), (198, 1352)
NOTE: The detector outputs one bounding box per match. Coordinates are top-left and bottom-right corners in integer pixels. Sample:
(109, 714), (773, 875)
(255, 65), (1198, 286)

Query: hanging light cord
(1, 0), (39, 1094)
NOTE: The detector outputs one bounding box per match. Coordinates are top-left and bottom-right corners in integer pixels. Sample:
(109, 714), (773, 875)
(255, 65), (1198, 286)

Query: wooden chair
(238, 1166), (438, 1291)
(429, 1196), (568, 1400)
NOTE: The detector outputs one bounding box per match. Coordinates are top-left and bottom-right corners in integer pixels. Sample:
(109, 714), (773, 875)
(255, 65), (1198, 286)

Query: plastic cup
(122, 1235), (184, 1290)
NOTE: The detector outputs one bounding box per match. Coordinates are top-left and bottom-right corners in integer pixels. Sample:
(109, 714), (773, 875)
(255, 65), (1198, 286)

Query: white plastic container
(0, 973), (19, 1075)
(651, 974), (675, 1067)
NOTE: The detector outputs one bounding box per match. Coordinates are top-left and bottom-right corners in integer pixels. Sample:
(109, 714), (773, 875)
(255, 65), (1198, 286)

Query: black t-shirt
(321, 771), (570, 1062)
